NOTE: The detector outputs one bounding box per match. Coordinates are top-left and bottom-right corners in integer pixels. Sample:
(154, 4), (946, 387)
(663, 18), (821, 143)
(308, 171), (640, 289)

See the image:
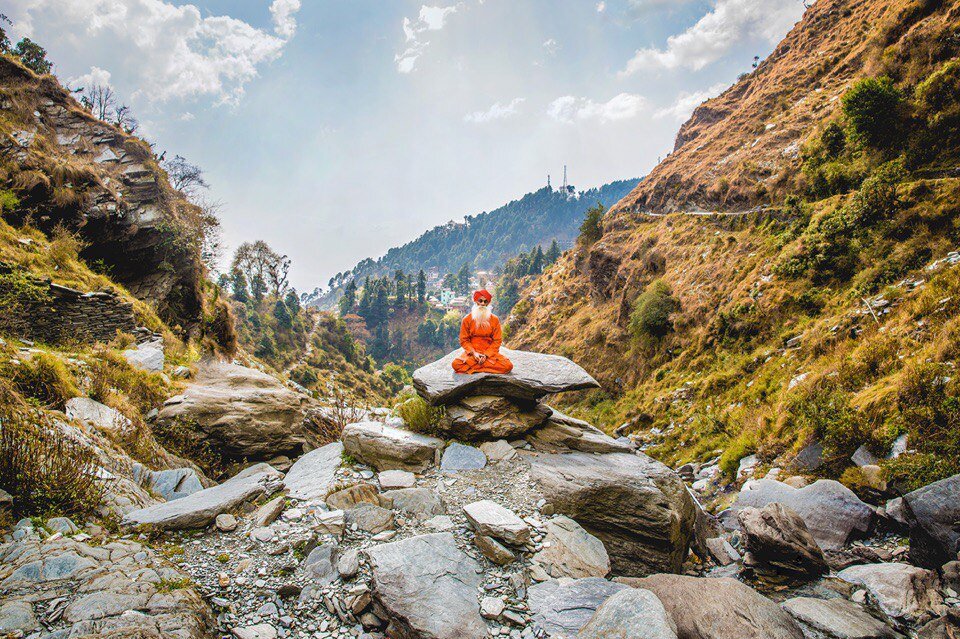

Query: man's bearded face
(471, 301), (492, 326)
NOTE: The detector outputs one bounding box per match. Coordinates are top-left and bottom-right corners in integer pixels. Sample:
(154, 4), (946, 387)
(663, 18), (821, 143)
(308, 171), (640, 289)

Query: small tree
(545, 239), (561, 265)
(0, 14), (12, 53)
(12, 38), (52, 75)
(417, 269), (427, 304)
(229, 268), (249, 303)
(842, 77), (904, 149)
(162, 155), (209, 199)
(273, 299), (292, 328)
(630, 279), (679, 339)
(578, 203), (605, 247)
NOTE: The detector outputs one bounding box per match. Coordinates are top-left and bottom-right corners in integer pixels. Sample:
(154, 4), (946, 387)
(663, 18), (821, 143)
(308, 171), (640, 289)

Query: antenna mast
(563, 165), (568, 191)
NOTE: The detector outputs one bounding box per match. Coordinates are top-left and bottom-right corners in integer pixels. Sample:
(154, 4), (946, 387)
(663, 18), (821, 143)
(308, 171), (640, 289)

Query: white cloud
(67, 66), (113, 90)
(655, 82), (727, 121)
(396, 4), (458, 73)
(620, 0), (806, 74)
(547, 93), (647, 124)
(11, 0), (301, 105)
(596, 2), (606, 12)
(542, 38), (559, 56)
(464, 98), (525, 123)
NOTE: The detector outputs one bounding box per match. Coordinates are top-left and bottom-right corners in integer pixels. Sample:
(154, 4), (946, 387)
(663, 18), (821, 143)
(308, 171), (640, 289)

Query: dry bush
(6, 351), (79, 409)
(49, 223), (88, 268)
(0, 384), (105, 518)
(323, 383), (369, 435)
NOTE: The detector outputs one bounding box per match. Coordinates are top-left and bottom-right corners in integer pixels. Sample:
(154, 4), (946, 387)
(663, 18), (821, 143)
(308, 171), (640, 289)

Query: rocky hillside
(510, 0), (960, 492)
(0, 55), (209, 334)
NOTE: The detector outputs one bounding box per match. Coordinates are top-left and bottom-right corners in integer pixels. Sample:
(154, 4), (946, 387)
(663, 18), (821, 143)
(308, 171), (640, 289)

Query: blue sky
(9, 0), (808, 291)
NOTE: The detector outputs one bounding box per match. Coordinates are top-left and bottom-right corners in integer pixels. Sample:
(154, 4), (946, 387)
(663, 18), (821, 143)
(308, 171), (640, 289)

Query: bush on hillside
(629, 279), (680, 339)
(396, 395), (445, 436)
(578, 203), (605, 248)
(788, 381), (867, 463)
(6, 352), (79, 409)
(842, 76), (905, 149)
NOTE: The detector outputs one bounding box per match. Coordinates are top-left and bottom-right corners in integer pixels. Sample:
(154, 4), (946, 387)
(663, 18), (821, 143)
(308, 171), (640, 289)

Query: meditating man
(452, 289), (514, 374)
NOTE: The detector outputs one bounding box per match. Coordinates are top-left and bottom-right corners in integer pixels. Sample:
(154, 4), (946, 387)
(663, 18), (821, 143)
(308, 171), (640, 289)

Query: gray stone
(838, 563), (944, 621)
(315, 509), (345, 535)
(65, 396), (132, 436)
(474, 534), (516, 565)
(337, 548), (360, 579)
(794, 442), (824, 471)
(480, 596), (505, 619)
(46, 517), (79, 535)
(413, 348), (600, 404)
(326, 484), (380, 510)
(379, 488), (443, 519)
(122, 463), (281, 530)
(528, 577), (628, 637)
(705, 537), (741, 566)
(304, 544), (338, 584)
(0, 600), (38, 633)
(529, 451), (696, 575)
(378, 469), (416, 490)
(852, 445), (880, 468)
(577, 587), (678, 639)
(424, 515), (455, 532)
(897, 474), (960, 568)
(254, 496), (286, 527)
(463, 500), (530, 545)
(441, 395), (551, 440)
(2, 551), (97, 586)
(534, 515), (610, 579)
(216, 513), (238, 532)
(284, 442), (344, 503)
(782, 597), (901, 638)
(621, 574), (804, 639)
(527, 409), (634, 454)
(345, 503), (394, 534)
(232, 624), (278, 639)
(149, 467), (204, 501)
(440, 442), (487, 472)
(729, 479), (874, 550)
(342, 422), (444, 472)
(480, 439), (517, 461)
(122, 339), (164, 372)
(365, 532), (486, 639)
(738, 503), (828, 577)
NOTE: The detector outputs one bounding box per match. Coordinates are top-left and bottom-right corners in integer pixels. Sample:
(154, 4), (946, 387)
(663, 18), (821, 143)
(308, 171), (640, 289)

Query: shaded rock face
(0, 532), (212, 638)
(440, 395), (551, 440)
(529, 451), (696, 576)
(897, 474), (960, 568)
(158, 360), (321, 461)
(738, 503), (828, 578)
(837, 563), (944, 622)
(577, 587), (678, 639)
(528, 577), (628, 637)
(0, 58), (204, 331)
(341, 422), (444, 472)
(527, 409), (633, 454)
(364, 532), (486, 639)
(533, 515), (610, 579)
(781, 597), (901, 639)
(283, 442), (343, 504)
(729, 479), (875, 550)
(621, 574), (805, 639)
(413, 348), (599, 404)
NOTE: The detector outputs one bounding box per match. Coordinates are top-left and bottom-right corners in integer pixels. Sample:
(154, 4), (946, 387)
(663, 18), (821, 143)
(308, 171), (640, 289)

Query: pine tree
(456, 262), (473, 294)
(230, 268), (249, 303)
(417, 270), (427, 304)
(545, 239), (561, 265)
(339, 279), (357, 315)
(395, 270), (407, 305)
(531, 245), (545, 274)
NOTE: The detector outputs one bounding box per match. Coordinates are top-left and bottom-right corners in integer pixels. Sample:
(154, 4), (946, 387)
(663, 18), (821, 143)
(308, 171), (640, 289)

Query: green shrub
(820, 122), (846, 159)
(847, 159), (904, 225)
(381, 363), (411, 396)
(7, 352), (79, 409)
(396, 396), (445, 435)
(578, 203), (605, 247)
(842, 76), (904, 149)
(789, 382), (866, 462)
(629, 279), (680, 339)
(719, 433), (756, 480)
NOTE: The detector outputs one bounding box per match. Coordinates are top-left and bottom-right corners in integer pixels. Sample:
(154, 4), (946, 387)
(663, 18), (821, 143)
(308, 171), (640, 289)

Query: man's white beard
(471, 304), (492, 327)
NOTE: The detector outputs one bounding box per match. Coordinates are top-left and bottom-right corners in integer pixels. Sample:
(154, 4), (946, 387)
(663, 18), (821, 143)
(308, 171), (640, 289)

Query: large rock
(896, 474), (960, 568)
(440, 442), (487, 472)
(463, 500), (530, 545)
(620, 574), (804, 639)
(122, 463), (281, 529)
(837, 563), (944, 621)
(781, 597), (901, 639)
(527, 409), (634, 454)
(728, 479), (874, 550)
(577, 587), (678, 639)
(413, 348), (599, 404)
(529, 451), (696, 575)
(440, 394), (550, 440)
(380, 488), (443, 520)
(365, 533), (486, 639)
(534, 515), (610, 579)
(738, 503), (828, 577)
(65, 397), (132, 437)
(342, 422), (443, 472)
(157, 360), (320, 460)
(122, 338), (164, 372)
(528, 577), (629, 637)
(284, 442), (343, 503)
(148, 467), (204, 502)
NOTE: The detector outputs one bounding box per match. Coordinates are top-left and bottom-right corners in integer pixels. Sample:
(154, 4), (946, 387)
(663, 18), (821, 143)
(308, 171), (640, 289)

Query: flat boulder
(440, 442), (486, 472)
(157, 360), (319, 461)
(284, 442), (343, 503)
(413, 348), (599, 404)
(528, 577), (629, 637)
(897, 474), (960, 568)
(122, 463), (281, 530)
(534, 515), (610, 579)
(729, 479), (874, 550)
(620, 574), (804, 639)
(122, 339), (164, 372)
(65, 397), (132, 437)
(463, 500), (530, 545)
(527, 409), (633, 454)
(781, 597), (901, 639)
(837, 563), (944, 621)
(365, 532), (486, 639)
(529, 451), (696, 575)
(577, 587), (678, 639)
(379, 488), (443, 520)
(440, 395), (550, 440)
(738, 503), (828, 578)
(342, 422), (443, 472)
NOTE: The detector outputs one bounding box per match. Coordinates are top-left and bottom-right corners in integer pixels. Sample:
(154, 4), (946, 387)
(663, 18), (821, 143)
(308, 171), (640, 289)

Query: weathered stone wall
(2, 272), (137, 344)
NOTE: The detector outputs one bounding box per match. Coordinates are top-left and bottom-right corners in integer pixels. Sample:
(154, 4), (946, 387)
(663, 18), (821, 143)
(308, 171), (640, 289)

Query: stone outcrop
(527, 408), (633, 454)
(440, 394), (551, 440)
(528, 577), (628, 637)
(158, 360), (325, 461)
(341, 422), (444, 472)
(122, 463), (282, 530)
(620, 574), (805, 639)
(577, 587), (678, 639)
(728, 479), (875, 550)
(413, 348), (599, 403)
(529, 451), (696, 575)
(533, 515), (611, 579)
(365, 532), (486, 639)
(893, 474), (960, 568)
(738, 502), (828, 578)
(781, 597), (901, 639)
(837, 563), (944, 622)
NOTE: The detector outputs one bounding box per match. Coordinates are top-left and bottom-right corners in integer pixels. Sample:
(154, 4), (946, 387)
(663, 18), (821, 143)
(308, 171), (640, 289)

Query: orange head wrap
(473, 289), (492, 303)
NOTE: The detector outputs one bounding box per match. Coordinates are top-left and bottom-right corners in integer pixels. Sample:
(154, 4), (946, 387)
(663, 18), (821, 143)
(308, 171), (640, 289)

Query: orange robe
(452, 314), (514, 374)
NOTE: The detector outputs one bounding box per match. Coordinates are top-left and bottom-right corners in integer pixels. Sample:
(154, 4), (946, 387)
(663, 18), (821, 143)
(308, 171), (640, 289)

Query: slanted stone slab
(122, 339), (164, 372)
(528, 577), (628, 637)
(782, 597), (901, 639)
(533, 515), (610, 579)
(342, 422), (443, 472)
(527, 408), (633, 454)
(440, 442), (486, 472)
(365, 532), (486, 639)
(284, 442), (343, 503)
(413, 348), (599, 404)
(65, 397), (131, 436)
(149, 468), (204, 502)
(578, 588), (678, 639)
(463, 500), (530, 545)
(837, 563), (944, 621)
(122, 463), (281, 530)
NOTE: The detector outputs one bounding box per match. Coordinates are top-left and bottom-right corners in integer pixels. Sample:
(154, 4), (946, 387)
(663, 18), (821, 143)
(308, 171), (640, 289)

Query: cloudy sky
(9, 0), (808, 291)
